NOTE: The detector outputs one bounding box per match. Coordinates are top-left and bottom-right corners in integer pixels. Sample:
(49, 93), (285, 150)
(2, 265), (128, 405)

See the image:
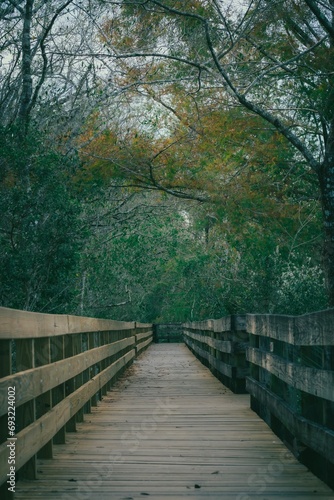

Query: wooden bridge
(0, 307), (333, 499)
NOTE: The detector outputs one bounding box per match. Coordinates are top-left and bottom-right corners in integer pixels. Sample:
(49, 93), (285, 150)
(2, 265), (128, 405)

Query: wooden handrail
(183, 315), (248, 393)
(0, 307), (135, 339)
(0, 307), (153, 488)
(183, 309), (334, 489)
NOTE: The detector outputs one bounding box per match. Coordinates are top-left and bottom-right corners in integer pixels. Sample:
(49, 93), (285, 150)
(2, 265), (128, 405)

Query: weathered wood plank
(246, 376), (334, 464)
(184, 330), (233, 353)
(135, 322), (152, 329)
(294, 309), (334, 346)
(247, 314), (295, 344)
(136, 336), (153, 354)
(246, 310), (334, 346)
(67, 315), (135, 335)
(0, 338), (136, 417)
(0, 307), (137, 339)
(135, 331), (153, 342)
(247, 347), (334, 402)
(0, 350), (135, 485)
(185, 336), (241, 379)
(213, 316), (231, 332)
(183, 320), (214, 331)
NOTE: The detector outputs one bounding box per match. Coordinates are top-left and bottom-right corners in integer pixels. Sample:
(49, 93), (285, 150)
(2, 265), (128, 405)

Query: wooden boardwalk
(15, 344), (334, 499)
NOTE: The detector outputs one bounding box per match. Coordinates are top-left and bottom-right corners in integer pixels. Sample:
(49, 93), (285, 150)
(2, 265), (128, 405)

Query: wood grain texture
(0, 307), (137, 339)
(135, 331), (153, 342)
(247, 346), (334, 402)
(136, 337), (153, 354)
(246, 376), (334, 464)
(14, 344), (334, 499)
(183, 330), (233, 353)
(184, 336), (234, 378)
(0, 338), (136, 417)
(0, 350), (135, 484)
(246, 310), (334, 346)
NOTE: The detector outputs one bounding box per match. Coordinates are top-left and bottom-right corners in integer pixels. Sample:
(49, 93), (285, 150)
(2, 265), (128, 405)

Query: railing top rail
(136, 322), (153, 329)
(0, 307), (137, 339)
(183, 310), (334, 346)
(183, 315), (246, 333)
(247, 308), (334, 346)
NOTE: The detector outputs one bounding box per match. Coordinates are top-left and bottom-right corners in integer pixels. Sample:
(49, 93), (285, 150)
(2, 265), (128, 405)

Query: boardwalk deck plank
(15, 344), (334, 499)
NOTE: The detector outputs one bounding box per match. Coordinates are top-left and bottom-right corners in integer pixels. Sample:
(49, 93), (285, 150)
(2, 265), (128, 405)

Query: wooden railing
(0, 307), (153, 491)
(246, 310), (334, 489)
(1, 306), (333, 490)
(153, 323), (183, 343)
(183, 310), (334, 489)
(183, 315), (248, 393)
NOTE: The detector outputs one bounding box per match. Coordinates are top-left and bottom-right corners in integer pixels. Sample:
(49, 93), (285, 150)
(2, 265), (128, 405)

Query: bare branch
(304, 0), (334, 39)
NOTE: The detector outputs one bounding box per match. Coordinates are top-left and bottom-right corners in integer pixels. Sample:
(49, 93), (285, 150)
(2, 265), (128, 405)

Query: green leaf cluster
(0, 126), (86, 312)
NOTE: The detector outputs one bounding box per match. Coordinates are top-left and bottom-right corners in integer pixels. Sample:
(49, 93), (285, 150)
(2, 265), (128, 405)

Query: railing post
(230, 315), (248, 393)
(153, 324), (158, 343)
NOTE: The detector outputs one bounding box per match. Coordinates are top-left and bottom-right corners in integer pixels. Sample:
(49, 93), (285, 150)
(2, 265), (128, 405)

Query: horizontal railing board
(247, 347), (334, 402)
(184, 315), (246, 334)
(183, 320), (214, 331)
(0, 337), (135, 416)
(213, 316), (231, 333)
(67, 315), (135, 335)
(294, 309), (334, 346)
(0, 349), (135, 485)
(136, 322), (153, 329)
(184, 336), (234, 378)
(0, 307), (69, 339)
(246, 377), (334, 465)
(0, 307), (136, 339)
(247, 310), (334, 346)
(183, 330), (233, 353)
(135, 330), (153, 342)
(137, 336), (153, 353)
(247, 314), (294, 344)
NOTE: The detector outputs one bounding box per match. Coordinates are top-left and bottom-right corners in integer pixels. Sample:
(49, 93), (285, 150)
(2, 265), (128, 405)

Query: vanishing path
(15, 344), (334, 499)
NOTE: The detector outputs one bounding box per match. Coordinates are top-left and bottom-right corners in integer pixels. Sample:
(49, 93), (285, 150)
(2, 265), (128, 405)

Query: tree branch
(29, 0), (74, 114)
(303, 0), (334, 39)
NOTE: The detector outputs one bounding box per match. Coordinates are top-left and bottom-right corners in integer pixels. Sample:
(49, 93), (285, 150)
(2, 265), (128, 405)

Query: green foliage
(0, 0), (329, 320)
(0, 126), (85, 312)
(77, 191), (326, 323)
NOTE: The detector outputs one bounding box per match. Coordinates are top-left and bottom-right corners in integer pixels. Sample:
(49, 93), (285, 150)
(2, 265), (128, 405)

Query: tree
(0, 125), (85, 312)
(98, 0), (334, 303)
(0, 0), (328, 317)
(0, 0), (116, 141)
(77, 193), (199, 320)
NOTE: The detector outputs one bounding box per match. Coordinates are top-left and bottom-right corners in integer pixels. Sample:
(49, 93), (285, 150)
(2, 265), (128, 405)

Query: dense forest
(0, 0), (332, 322)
